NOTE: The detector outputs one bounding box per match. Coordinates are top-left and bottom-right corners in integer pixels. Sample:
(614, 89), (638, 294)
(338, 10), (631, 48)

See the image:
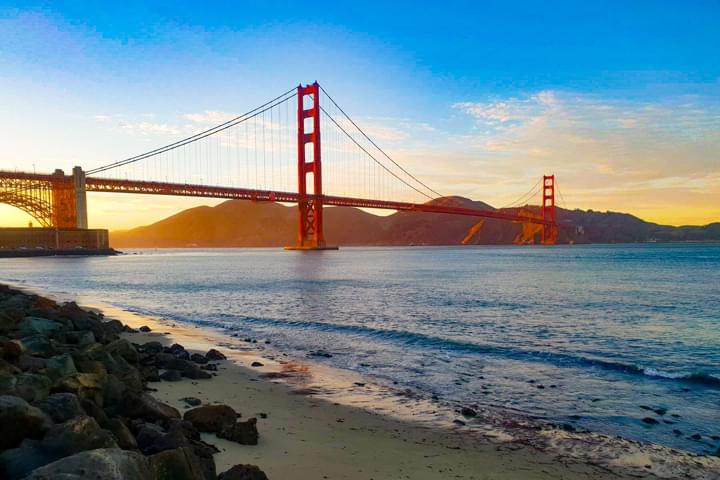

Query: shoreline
(9, 281), (719, 479)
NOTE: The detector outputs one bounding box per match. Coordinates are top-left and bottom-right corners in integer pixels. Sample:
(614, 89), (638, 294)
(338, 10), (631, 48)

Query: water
(2, 244), (719, 454)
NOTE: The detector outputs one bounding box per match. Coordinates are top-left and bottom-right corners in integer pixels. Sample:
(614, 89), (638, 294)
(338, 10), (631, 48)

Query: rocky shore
(0, 284), (267, 480)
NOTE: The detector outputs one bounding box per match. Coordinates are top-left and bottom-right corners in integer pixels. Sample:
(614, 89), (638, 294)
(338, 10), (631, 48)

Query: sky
(1, 0), (719, 229)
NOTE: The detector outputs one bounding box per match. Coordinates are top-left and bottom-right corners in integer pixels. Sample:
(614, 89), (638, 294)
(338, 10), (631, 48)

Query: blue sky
(1, 1), (719, 227)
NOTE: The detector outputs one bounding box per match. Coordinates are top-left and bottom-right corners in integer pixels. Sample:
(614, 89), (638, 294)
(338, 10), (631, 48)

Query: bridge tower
(541, 174), (558, 244)
(286, 82), (336, 250)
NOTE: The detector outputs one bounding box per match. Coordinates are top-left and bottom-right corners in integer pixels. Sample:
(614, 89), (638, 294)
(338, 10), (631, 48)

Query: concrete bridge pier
(72, 166), (88, 229)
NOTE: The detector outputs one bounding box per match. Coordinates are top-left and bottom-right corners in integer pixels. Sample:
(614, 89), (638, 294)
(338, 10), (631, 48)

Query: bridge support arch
(541, 175), (558, 244)
(0, 168), (88, 229)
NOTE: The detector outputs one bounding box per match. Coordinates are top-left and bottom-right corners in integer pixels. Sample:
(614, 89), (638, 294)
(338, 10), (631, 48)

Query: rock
(40, 416), (118, 457)
(21, 448), (153, 480)
(18, 317), (64, 336)
(0, 358), (20, 375)
(181, 397), (202, 407)
(218, 418), (259, 445)
(103, 319), (125, 335)
(106, 418), (138, 450)
(120, 393), (180, 424)
(200, 363), (218, 371)
(642, 417), (659, 425)
(80, 398), (109, 426)
(460, 407), (477, 417)
(0, 446), (55, 480)
(20, 335), (55, 357)
(53, 373), (105, 405)
(307, 350), (332, 358)
(149, 447), (215, 480)
(15, 373), (51, 403)
(141, 341), (164, 355)
(17, 355), (47, 372)
(155, 356), (210, 379)
(251, 361), (264, 367)
(34, 393), (85, 423)
(219, 464), (270, 480)
(46, 353), (77, 378)
(205, 349), (227, 361)
(0, 395), (52, 449)
(673, 429), (683, 435)
(183, 404), (238, 433)
(141, 366), (161, 382)
(139, 326), (152, 332)
(160, 369), (182, 381)
(190, 353), (209, 364)
(64, 330), (96, 347)
(105, 339), (140, 365)
(0, 339), (24, 361)
(166, 344), (189, 360)
(135, 423), (167, 452)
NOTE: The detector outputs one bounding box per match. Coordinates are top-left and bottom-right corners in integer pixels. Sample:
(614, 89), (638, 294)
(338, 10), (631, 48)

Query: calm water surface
(2, 244), (719, 454)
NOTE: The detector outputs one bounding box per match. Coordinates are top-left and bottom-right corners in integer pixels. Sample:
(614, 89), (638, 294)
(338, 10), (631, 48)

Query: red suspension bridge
(0, 82), (560, 248)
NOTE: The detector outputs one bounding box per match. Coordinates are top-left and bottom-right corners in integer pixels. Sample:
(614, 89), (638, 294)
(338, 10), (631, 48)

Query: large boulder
(106, 418), (138, 450)
(34, 393), (85, 423)
(120, 393), (180, 424)
(105, 339), (140, 365)
(218, 418), (259, 445)
(183, 404), (238, 433)
(206, 349), (227, 361)
(40, 415), (118, 457)
(219, 464), (270, 480)
(52, 373), (105, 405)
(149, 447), (215, 480)
(0, 446), (55, 480)
(19, 336), (55, 358)
(17, 317), (64, 337)
(15, 373), (51, 403)
(21, 448), (152, 480)
(46, 354), (77, 378)
(0, 395), (52, 449)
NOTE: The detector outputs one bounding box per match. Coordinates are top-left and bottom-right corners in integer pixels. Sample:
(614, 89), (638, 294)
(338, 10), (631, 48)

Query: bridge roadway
(0, 170), (552, 227)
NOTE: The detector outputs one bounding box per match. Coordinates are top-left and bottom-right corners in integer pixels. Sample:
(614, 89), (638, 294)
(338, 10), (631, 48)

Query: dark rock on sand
(307, 350), (332, 358)
(160, 369), (183, 382)
(149, 446), (216, 480)
(219, 464), (270, 480)
(166, 344), (190, 360)
(181, 397), (202, 407)
(218, 418), (259, 445)
(139, 326), (152, 332)
(184, 404), (238, 433)
(191, 353), (209, 364)
(22, 448), (153, 480)
(251, 361), (264, 367)
(460, 407), (477, 418)
(0, 395), (52, 449)
(120, 392), (180, 424)
(141, 341), (164, 355)
(205, 349), (227, 361)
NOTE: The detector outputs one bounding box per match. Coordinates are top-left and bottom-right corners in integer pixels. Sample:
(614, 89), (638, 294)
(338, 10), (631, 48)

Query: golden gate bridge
(0, 82), (559, 248)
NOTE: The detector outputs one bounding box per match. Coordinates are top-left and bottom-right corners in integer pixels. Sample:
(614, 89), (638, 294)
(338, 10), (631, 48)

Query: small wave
(641, 369), (720, 387)
(112, 303), (720, 390)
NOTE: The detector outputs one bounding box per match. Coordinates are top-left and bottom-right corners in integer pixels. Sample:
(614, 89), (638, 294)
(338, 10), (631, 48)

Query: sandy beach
(109, 302), (719, 480)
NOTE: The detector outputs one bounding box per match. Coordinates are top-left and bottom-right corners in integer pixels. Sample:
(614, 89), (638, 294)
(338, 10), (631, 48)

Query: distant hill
(109, 197), (720, 248)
